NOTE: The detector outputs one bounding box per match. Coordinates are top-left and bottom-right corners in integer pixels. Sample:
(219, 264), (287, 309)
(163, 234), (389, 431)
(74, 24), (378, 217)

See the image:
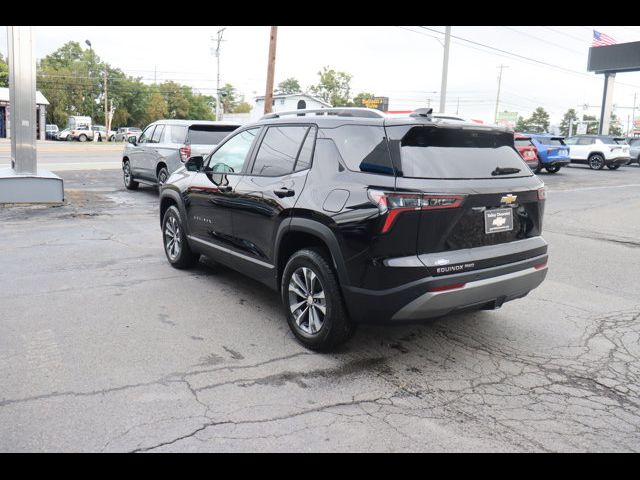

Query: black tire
(588, 153), (605, 170)
(67, 135), (73, 142)
(281, 248), (355, 351)
(97, 134), (103, 142)
(122, 160), (139, 190)
(534, 164), (542, 174)
(109, 135), (115, 142)
(162, 205), (199, 269)
(79, 134), (87, 142)
(607, 164), (620, 170)
(545, 165), (561, 174)
(157, 166), (169, 186)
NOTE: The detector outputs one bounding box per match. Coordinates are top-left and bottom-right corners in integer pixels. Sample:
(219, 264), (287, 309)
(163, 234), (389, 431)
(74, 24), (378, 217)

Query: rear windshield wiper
(491, 166), (520, 176)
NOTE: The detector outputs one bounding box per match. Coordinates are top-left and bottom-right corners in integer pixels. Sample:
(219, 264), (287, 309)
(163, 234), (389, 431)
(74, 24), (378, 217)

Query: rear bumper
(391, 265), (547, 321)
(542, 158), (570, 167)
(606, 156), (631, 166)
(342, 239), (548, 324)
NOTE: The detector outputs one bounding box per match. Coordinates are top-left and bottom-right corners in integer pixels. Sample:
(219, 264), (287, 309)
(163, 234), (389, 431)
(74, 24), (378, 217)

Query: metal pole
(456, 96), (459, 115)
(439, 26), (451, 114)
(264, 26), (278, 115)
(569, 119), (573, 137)
(103, 67), (108, 139)
(8, 26), (36, 174)
(213, 28), (226, 121)
(599, 72), (616, 135)
(631, 92), (637, 136)
(494, 64), (507, 124)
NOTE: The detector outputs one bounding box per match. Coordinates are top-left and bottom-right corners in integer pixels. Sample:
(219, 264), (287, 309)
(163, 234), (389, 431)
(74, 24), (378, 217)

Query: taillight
(428, 282), (466, 292)
(368, 190), (466, 233)
(179, 144), (191, 162)
(537, 187), (547, 200)
(534, 262), (547, 270)
(525, 150), (534, 158)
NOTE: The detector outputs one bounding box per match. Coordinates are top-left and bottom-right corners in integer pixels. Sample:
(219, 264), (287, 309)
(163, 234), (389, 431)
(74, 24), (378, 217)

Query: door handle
(274, 188), (295, 198)
(218, 185), (233, 193)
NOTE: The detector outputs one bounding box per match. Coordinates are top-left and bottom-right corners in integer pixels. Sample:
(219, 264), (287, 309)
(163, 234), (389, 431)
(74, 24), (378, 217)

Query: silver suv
(122, 119), (240, 189)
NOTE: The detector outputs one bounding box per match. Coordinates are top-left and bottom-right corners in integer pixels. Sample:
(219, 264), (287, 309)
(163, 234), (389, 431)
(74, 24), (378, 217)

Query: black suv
(159, 108), (548, 351)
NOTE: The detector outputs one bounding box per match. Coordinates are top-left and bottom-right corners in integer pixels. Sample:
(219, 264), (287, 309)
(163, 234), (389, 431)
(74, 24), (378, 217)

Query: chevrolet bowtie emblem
(500, 194), (517, 204)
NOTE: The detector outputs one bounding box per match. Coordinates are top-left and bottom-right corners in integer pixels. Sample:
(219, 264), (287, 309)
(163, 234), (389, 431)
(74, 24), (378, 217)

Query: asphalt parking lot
(1, 152), (639, 452)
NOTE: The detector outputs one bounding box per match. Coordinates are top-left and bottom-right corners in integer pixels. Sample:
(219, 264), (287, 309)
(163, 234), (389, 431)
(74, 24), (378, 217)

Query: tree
(218, 83), (239, 114)
(309, 66), (352, 107)
(0, 53), (8, 88)
(609, 113), (623, 136)
(515, 116), (530, 132)
(527, 107), (550, 133)
(276, 77), (301, 95)
(352, 92), (376, 108)
(559, 108), (579, 136)
(232, 101), (252, 114)
(145, 89), (168, 124)
(582, 114), (599, 134)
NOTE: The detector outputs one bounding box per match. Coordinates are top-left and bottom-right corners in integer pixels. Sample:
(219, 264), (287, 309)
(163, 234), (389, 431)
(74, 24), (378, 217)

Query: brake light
(368, 190), (466, 233)
(537, 187), (547, 200)
(534, 262), (547, 270)
(179, 144), (191, 162)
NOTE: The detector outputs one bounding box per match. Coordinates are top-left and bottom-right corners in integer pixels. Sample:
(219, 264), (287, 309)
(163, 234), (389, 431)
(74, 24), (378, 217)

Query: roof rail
(261, 107), (386, 120)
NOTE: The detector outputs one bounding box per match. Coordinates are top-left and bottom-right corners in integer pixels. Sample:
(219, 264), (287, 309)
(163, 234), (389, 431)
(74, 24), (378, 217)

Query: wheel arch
(276, 218), (349, 291)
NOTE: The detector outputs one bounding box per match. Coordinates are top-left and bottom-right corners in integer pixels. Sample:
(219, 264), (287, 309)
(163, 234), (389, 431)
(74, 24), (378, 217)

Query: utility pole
(632, 92), (637, 136)
(456, 96), (460, 115)
(264, 26), (278, 115)
(439, 26), (451, 114)
(494, 64), (508, 124)
(212, 28), (226, 120)
(103, 67), (108, 137)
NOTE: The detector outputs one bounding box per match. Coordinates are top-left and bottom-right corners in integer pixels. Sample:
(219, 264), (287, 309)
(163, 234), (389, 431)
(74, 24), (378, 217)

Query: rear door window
(187, 125), (239, 145)
(514, 138), (533, 147)
(251, 125), (310, 176)
(387, 125), (530, 179)
(577, 137), (593, 145)
(151, 124), (165, 144)
(163, 125), (188, 144)
(319, 125), (394, 175)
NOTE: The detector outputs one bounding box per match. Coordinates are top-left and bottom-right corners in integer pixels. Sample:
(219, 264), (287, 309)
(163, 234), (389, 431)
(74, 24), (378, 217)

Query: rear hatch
(611, 137), (630, 157)
(386, 123), (545, 272)
(187, 124), (239, 157)
(540, 137), (569, 160)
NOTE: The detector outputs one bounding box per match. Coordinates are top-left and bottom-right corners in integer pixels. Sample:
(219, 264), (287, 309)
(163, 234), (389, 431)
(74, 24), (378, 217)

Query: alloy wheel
(123, 162), (131, 186)
(164, 215), (182, 261)
(288, 267), (326, 335)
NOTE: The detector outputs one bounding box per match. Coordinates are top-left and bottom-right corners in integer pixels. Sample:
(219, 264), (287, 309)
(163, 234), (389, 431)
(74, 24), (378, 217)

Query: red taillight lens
(368, 190), (466, 233)
(179, 145), (191, 162)
(537, 187), (547, 200)
(534, 262), (547, 270)
(429, 282), (466, 292)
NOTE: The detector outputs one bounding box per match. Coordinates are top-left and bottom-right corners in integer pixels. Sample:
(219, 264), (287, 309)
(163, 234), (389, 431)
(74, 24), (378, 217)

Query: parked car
(55, 128), (71, 141)
(524, 134), (570, 173)
(115, 127), (142, 142)
(68, 125), (94, 142)
(627, 137), (640, 166)
(514, 134), (540, 171)
(564, 135), (631, 170)
(45, 124), (59, 140)
(122, 120), (240, 188)
(92, 125), (116, 142)
(157, 107), (548, 351)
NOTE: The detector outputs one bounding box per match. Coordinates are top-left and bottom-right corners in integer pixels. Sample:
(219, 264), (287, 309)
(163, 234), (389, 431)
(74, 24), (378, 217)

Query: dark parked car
(158, 108), (548, 351)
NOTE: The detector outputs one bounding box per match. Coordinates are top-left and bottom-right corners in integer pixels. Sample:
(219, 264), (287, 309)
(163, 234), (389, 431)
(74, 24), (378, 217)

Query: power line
(500, 26), (585, 55)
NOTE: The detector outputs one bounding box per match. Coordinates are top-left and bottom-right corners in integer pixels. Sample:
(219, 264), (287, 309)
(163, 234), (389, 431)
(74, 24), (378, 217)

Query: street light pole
(212, 28), (226, 121)
(439, 26), (451, 114)
(85, 39), (94, 121)
(494, 64), (508, 124)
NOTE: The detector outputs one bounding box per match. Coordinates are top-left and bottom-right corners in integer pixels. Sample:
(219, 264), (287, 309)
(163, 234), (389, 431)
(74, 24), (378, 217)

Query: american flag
(593, 30), (616, 47)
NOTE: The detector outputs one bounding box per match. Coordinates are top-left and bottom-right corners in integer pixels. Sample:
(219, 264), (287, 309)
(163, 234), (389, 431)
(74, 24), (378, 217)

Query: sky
(2, 25), (640, 129)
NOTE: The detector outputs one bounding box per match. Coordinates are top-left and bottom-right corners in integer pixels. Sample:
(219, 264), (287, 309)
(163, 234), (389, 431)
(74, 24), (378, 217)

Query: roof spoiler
(410, 108), (433, 119)
(261, 107), (386, 120)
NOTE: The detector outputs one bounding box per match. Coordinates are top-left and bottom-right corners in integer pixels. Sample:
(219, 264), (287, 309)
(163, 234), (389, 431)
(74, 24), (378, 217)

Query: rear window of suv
(187, 125), (238, 145)
(514, 138), (533, 147)
(387, 125), (530, 179)
(537, 137), (564, 146)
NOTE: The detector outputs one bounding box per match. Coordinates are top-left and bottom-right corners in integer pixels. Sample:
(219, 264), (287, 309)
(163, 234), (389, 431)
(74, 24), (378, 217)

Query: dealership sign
(496, 111), (518, 128)
(361, 97), (389, 111)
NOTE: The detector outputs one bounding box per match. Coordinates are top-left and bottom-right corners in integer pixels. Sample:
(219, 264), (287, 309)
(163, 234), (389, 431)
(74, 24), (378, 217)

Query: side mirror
(185, 155), (204, 172)
(127, 135), (137, 145)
